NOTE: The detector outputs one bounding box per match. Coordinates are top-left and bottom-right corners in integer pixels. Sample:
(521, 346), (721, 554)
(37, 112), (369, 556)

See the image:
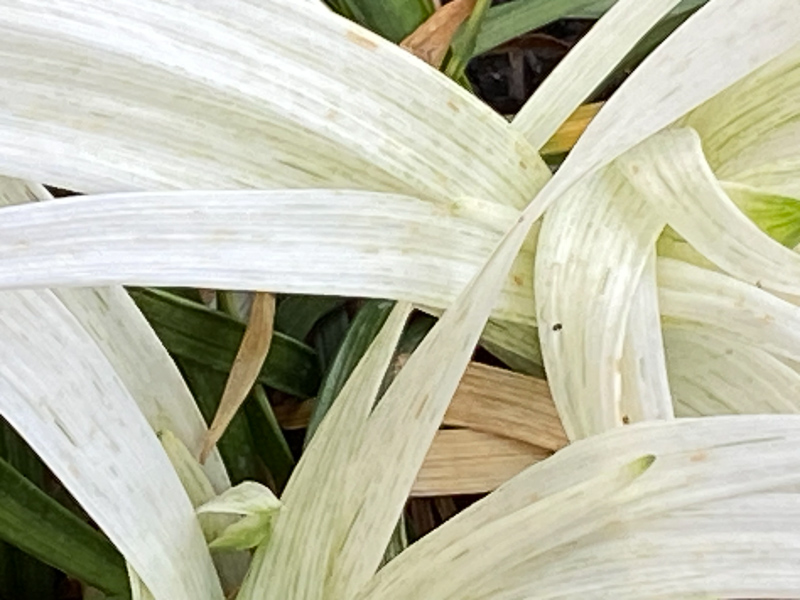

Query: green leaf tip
(633, 453), (657, 474)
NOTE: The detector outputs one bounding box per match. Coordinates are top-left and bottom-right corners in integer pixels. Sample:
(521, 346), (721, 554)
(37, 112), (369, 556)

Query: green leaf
(129, 288), (320, 399)
(0, 455), (129, 596)
(311, 307), (352, 375)
(178, 359), (263, 485)
(725, 183), (800, 249)
(0, 289), (224, 600)
(305, 300), (394, 443)
(474, 0), (707, 57)
(0, 423), (59, 598)
(444, 0), (493, 81)
(474, 0), (597, 57)
(243, 388), (295, 492)
(274, 295), (347, 341)
(328, 0), (434, 43)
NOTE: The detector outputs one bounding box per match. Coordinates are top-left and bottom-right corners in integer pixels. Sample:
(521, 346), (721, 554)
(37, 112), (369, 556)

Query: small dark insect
(552, 323), (563, 331)
(622, 415), (630, 424)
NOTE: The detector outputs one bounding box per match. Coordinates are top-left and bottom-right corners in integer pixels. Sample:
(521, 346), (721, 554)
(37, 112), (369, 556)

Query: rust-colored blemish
(447, 99), (461, 113)
(513, 275), (524, 286)
(346, 30), (379, 50)
(518, 160), (528, 171)
(689, 451), (707, 462)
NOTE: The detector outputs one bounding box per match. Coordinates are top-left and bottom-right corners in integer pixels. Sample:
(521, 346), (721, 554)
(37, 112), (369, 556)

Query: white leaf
(0, 0), (548, 206)
(619, 127), (800, 295)
(0, 290), (223, 600)
(535, 166), (665, 439)
(550, 0), (800, 191)
(240, 302), (412, 599)
(0, 189), (533, 324)
(620, 251), (674, 423)
(657, 258), (800, 364)
(358, 416), (800, 599)
(159, 431), (249, 593)
(512, 0), (682, 149)
(197, 481), (281, 517)
(679, 44), (800, 197)
(0, 177), (231, 491)
(664, 327), (800, 416)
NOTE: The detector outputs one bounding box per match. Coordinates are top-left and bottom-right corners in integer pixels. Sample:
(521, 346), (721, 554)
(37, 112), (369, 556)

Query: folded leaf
(619, 128), (800, 295)
(679, 44), (800, 197)
(197, 482), (282, 551)
(535, 166), (665, 439)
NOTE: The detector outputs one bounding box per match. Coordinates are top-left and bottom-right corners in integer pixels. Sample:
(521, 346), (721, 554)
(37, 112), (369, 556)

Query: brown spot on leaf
(513, 275), (523, 286)
(689, 451), (707, 462)
(346, 30), (379, 50)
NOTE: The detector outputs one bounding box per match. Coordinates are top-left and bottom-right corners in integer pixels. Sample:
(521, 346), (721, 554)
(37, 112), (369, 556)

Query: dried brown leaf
(540, 102), (604, 156)
(400, 0), (477, 68)
(411, 429), (551, 496)
(200, 292), (276, 463)
(273, 362), (568, 451)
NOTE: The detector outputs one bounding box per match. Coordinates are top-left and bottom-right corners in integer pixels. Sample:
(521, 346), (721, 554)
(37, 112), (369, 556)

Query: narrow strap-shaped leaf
(274, 295), (346, 341)
(201, 293), (276, 462)
(0, 455), (128, 595)
(0, 0), (549, 208)
(329, 0), (434, 43)
(620, 251), (674, 423)
(239, 303), (412, 600)
(620, 127), (800, 295)
(178, 359), (263, 485)
(534, 0), (800, 202)
(679, 44), (800, 195)
(665, 327), (800, 416)
(0, 177), (232, 492)
(658, 258), (800, 364)
(244, 388), (294, 492)
(0, 290), (224, 600)
(357, 454), (655, 599)
(0, 190), (531, 326)
(130, 288), (320, 399)
(535, 166), (665, 439)
(474, 0), (599, 57)
(305, 300), (394, 443)
(358, 416), (800, 599)
(512, 0), (682, 150)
